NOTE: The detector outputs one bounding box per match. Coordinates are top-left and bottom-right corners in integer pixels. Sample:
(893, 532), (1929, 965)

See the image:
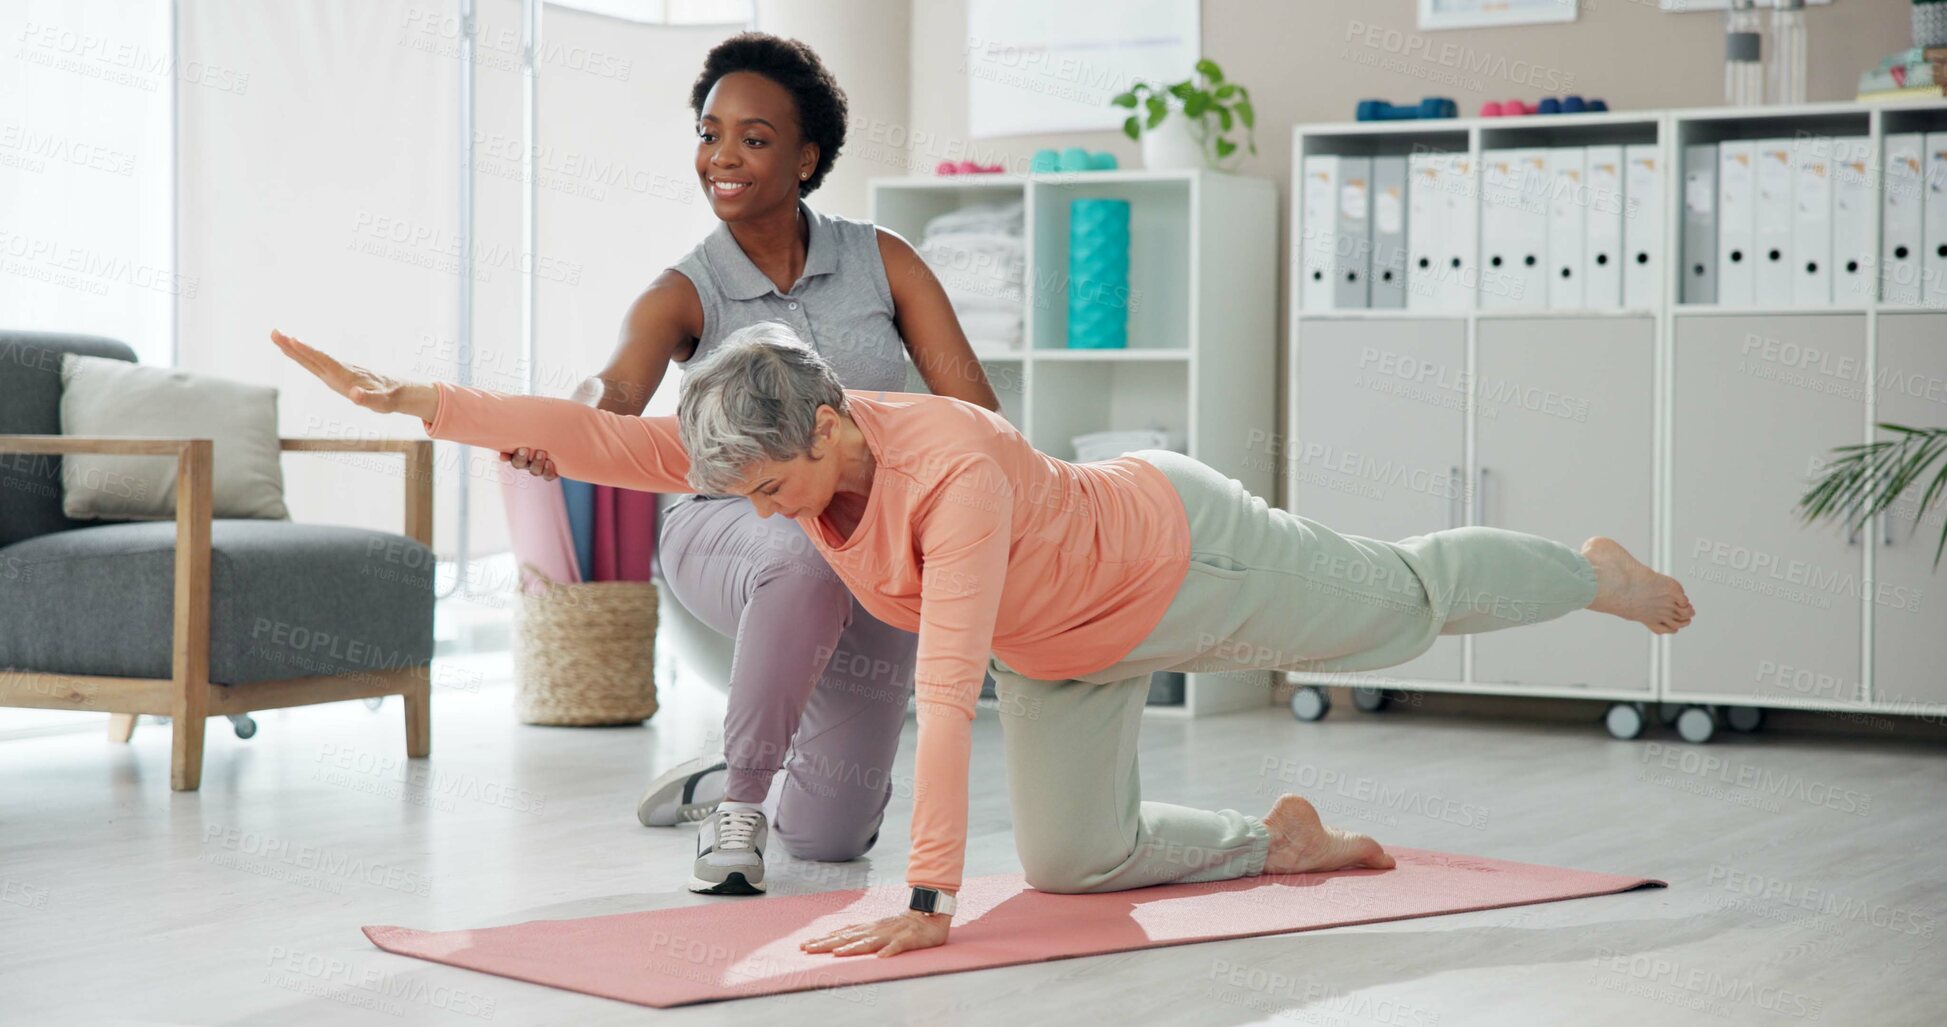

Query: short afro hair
(690, 33), (848, 196)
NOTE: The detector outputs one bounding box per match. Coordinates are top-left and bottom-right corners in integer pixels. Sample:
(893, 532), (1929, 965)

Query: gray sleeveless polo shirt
(666, 201), (910, 503)
(671, 201), (910, 392)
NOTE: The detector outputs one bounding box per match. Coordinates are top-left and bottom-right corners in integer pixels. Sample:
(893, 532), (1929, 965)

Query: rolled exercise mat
(496, 461), (581, 590)
(1067, 198), (1131, 348)
(364, 847), (1663, 1008)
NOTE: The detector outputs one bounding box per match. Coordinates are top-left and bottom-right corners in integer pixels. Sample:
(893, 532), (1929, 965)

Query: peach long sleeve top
(420, 382), (1191, 893)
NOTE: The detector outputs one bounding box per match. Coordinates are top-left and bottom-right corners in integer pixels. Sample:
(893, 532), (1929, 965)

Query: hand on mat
(270, 329), (435, 421)
(799, 910), (949, 959)
(504, 447), (559, 480)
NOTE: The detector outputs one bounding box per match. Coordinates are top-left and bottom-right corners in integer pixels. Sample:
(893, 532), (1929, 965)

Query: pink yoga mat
(591, 485), (657, 582)
(364, 848), (1663, 1008)
(496, 461), (580, 590)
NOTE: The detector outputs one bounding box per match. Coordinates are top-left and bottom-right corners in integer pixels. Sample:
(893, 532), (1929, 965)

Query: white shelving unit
(1287, 100), (1947, 741)
(872, 169), (1280, 718)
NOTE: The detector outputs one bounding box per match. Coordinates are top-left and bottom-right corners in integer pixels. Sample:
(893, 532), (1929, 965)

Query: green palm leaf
(1798, 424), (1947, 570)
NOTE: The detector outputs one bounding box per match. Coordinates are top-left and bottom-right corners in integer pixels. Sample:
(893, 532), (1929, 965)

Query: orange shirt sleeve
(904, 455), (1014, 894)
(419, 379), (696, 493)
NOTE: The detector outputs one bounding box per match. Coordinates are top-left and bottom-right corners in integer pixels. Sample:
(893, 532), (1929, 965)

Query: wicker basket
(512, 561), (658, 726)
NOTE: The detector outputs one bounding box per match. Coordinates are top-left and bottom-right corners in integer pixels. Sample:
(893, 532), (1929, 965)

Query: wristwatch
(908, 886), (957, 918)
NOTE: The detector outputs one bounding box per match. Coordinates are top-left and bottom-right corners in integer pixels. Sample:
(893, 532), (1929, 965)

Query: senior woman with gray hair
(271, 323), (1692, 960)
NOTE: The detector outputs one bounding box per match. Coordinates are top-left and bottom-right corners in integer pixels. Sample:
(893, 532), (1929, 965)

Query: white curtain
(178, 1), (731, 557)
(178, 0), (465, 541)
(1, 0), (173, 363)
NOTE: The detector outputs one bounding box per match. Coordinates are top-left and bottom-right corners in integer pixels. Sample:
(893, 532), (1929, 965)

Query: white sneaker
(689, 806), (767, 895)
(636, 755), (727, 827)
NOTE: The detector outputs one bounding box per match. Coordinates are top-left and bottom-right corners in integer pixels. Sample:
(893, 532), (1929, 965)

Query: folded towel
(922, 201), (1024, 240)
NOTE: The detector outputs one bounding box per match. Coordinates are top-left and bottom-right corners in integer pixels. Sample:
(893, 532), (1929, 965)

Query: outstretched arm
(271, 329), (697, 494)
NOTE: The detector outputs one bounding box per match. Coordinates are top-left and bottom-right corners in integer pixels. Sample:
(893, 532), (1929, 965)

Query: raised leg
(107, 714), (137, 743)
(1581, 536), (1694, 634)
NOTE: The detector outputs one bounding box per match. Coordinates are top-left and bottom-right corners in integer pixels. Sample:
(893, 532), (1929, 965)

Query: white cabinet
(1288, 102), (1947, 729)
(1669, 314), (1867, 704)
(874, 170), (1279, 717)
(1472, 317), (1654, 692)
(1872, 313), (1947, 709)
(1291, 319), (1465, 683)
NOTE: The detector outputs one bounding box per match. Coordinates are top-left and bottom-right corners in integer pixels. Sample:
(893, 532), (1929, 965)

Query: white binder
(1622, 144), (1663, 310)
(1370, 156), (1409, 309)
(1300, 155), (1343, 311)
(1546, 147), (1588, 309)
(1481, 149), (1548, 309)
(1681, 144), (1718, 304)
(1790, 134), (1834, 307)
(1925, 132), (1947, 307)
(1584, 145), (1625, 309)
(1716, 141), (1758, 306)
(1406, 152), (1446, 311)
(1442, 154), (1480, 311)
(1753, 139), (1796, 306)
(1831, 136), (1876, 306)
(1333, 156), (1374, 309)
(1407, 152), (1478, 312)
(1883, 134), (1926, 306)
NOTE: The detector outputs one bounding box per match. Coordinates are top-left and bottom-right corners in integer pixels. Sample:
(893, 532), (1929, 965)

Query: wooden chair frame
(0, 435), (434, 790)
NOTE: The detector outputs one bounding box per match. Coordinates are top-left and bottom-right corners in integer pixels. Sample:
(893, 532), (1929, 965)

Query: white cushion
(58, 353), (290, 521)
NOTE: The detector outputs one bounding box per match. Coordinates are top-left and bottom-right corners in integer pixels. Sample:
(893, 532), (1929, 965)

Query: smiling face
(727, 404), (847, 520)
(694, 71), (818, 223)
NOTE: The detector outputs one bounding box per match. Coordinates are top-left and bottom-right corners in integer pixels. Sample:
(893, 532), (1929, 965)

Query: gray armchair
(0, 331), (436, 790)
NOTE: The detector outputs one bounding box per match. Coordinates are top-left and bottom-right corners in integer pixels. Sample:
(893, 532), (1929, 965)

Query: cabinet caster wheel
(1289, 685), (1331, 722)
(363, 696), (385, 711)
(1605, 702), (1647, 740)
(228, 714), (257, 739)
(1725, 706), (1765, 733)
(1676, 706), (1717, 744)
(1351, 687), (1391, 713)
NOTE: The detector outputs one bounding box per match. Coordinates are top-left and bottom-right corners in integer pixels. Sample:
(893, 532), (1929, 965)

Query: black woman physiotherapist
(504, 34), (1002, 897)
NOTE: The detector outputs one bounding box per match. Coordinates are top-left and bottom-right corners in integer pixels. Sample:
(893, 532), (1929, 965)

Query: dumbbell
(1480, 100), (1537, 117)
(1356, 97), (1460, 121)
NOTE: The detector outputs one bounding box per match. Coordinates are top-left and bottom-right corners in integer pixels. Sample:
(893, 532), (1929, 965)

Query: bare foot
(1581, 536), (1694, 635)
(1262, 794), (1395, 874)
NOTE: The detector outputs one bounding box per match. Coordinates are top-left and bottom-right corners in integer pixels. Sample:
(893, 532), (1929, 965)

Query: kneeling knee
(1021, 856), (1105, 895)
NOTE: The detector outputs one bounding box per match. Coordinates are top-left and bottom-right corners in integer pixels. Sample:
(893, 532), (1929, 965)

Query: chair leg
(403, 673), (431, 758)
(170, 713), (206, 791)
(107, 714), (138, 743)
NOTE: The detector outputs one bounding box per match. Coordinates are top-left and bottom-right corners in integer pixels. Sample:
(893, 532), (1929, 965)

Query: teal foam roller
(1067, 199), (1131, 349)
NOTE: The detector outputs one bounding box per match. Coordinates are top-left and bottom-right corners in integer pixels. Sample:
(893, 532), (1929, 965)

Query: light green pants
(989, 449), (1600, 894)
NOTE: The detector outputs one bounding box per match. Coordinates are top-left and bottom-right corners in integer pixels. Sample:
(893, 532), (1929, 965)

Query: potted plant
(1801, 423), (1947, 568)
(1112, 59), (1257, 172)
